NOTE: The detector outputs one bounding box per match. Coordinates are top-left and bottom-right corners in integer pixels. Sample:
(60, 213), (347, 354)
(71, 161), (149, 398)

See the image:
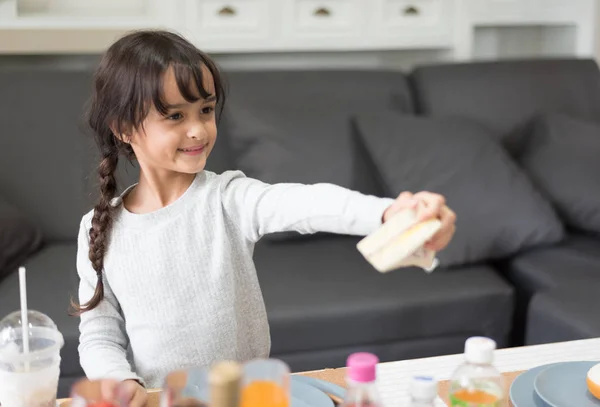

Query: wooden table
(57, 368), (349, 407)
(375, 337), (600, 406)
(58, 338), (600, 407)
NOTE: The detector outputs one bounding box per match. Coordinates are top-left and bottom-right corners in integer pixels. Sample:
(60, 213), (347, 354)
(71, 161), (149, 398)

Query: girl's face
(127, 66), (218, 176)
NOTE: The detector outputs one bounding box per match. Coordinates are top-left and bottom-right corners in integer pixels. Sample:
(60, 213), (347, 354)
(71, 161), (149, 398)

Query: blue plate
(292, 375), (346, 402)
(159, 374), (341, 407)
(291, 377), (335, 407)
(533, 361), (600, 407)
(510, 363), (563, 407)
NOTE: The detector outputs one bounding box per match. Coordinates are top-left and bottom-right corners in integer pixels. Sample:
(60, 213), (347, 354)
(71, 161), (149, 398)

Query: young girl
(74, 30), (456, 406)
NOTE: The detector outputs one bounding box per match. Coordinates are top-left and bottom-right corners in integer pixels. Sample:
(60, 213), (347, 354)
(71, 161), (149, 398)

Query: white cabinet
(372, 0), (453, 48)
(0, 0), (595, 57)
(279, 0), (363, 50)
(183, 0), (275, 52)
(195, 0), (270, 34)
(292, 0), (359, 32)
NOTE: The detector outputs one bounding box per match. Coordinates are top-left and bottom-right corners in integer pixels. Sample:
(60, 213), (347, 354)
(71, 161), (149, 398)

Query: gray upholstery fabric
(353, 112), (564, 266)
(526, 283), (600, 345)
(0, 196), (43, 279)
(504, 234), (600, 294)
(519, 114), (600, 234)
(222, 70), (411, 193)
(0, 69), (95, 241)
(411, 59), (600, 152)
(254, 236), (514, 356)
(0, 243), (81, 377)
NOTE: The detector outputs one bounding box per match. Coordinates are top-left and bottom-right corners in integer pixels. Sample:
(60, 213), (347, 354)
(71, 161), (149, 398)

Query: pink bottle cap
(346, 352), (379, 383)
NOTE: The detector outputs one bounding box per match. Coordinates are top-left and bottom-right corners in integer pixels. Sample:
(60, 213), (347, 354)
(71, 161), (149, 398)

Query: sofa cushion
(0, 243), (82, 377)
(0, 68), (94, 241)
(0, 197), (43, 280)
(410, 59), (600, 152)
(223, 70), (411, 189)
(526, 282), (600, 345)
(353, 111), (565, 266)
(518, 114), (600, 235)
(504, 233), (600, 294)
(254, 236), (515, 355)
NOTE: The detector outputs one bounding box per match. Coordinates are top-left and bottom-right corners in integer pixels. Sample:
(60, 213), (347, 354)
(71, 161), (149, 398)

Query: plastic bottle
(408, 376), (438, 407)
(209, 361), (242, 407)
(448, 337), (505, 407)
(341, 352), (384, 407)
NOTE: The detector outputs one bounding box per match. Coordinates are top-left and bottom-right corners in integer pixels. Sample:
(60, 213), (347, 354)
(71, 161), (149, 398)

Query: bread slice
(357, 209), (441, 273)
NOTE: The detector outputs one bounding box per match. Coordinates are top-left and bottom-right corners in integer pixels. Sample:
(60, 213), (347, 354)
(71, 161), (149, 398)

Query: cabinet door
(292, 0), (359, 32)
(280, 0), (363, 49)
(184, 0), (275, 51)
(372, 0), (453, 48)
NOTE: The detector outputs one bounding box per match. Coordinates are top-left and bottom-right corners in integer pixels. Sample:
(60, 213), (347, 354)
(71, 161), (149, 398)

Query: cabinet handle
(217, 5), (237, 16)
(313, 7), (332, 17)
(403, 5), (419, 15)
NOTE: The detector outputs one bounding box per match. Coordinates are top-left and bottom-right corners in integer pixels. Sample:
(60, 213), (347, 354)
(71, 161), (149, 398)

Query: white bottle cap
(410, 375), (438, 401)
(464, 336), (496, 364)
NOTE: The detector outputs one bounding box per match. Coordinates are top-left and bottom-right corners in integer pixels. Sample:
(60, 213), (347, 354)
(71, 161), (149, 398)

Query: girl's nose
(187, 123), (206, 139)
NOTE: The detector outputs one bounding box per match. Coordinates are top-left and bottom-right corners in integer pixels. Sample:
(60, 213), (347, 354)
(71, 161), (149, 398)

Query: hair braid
(70, 153), (118, 315)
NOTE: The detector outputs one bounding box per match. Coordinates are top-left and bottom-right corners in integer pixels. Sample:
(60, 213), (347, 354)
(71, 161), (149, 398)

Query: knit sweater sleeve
(219, 170), (395, 243)
(76, 215), (143, 385)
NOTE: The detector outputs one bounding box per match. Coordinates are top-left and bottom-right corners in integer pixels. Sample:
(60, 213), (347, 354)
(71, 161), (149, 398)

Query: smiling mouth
(178, 145), (206, 153)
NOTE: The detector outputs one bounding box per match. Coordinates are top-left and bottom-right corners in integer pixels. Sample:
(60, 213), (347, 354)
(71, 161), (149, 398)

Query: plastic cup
(241, 359), (290, 407)
(0, 310), (64, 407)
(160, 367), (210, 407)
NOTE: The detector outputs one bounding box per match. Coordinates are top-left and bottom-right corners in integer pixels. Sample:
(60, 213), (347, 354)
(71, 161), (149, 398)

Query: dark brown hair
(71, 30), (226, 315)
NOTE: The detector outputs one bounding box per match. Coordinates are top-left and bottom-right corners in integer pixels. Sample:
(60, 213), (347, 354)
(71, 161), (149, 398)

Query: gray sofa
(1, 58), (599, 397)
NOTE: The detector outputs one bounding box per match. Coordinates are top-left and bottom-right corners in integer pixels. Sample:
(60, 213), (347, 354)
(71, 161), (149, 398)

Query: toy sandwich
(357, 207), (442, 273)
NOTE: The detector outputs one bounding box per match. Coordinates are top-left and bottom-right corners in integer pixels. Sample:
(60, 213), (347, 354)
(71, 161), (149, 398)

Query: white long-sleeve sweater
(77, 170), (394, 388)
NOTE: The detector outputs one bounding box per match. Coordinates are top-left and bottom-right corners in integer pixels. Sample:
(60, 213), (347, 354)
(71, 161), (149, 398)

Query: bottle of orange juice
(449, 337), (505, 407)
(241, 359), (290, 407)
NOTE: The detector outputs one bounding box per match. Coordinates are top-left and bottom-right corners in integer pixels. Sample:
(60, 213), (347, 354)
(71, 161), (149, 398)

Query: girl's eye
(201, 106), (214, 115)
(167, 113), (183, 120)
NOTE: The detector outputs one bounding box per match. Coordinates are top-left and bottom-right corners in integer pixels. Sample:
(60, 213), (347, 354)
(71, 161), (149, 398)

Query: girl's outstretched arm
(76, 217), (143, 384)
(220, 170), (395, 243)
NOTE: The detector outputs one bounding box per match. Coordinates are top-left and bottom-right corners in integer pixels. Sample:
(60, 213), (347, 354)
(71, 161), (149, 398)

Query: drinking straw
(19, 267), (30, 372)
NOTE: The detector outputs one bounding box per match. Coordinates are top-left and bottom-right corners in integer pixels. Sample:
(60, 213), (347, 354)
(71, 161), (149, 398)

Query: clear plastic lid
(0, 310), (64, 365)
(410, 376), (438, 401)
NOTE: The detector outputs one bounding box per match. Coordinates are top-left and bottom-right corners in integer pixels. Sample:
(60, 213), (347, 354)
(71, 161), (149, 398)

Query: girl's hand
(100, 378), (148, 407)
(116, 380), (148, 407)
(383, 191), (456, 252)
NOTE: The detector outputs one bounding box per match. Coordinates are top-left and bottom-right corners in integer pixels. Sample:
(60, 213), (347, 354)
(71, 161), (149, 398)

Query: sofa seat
(254, 235), (515, 371)
(526, 282), (600, 345)
(504, 233), (600, 294)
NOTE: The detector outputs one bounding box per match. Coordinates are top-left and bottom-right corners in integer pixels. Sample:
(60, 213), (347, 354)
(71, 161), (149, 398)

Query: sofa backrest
(217, 69), (413, 193)
(410, 59), (600, 149)
(0, 68), (97, 242)
(0, 67), (412, 242)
